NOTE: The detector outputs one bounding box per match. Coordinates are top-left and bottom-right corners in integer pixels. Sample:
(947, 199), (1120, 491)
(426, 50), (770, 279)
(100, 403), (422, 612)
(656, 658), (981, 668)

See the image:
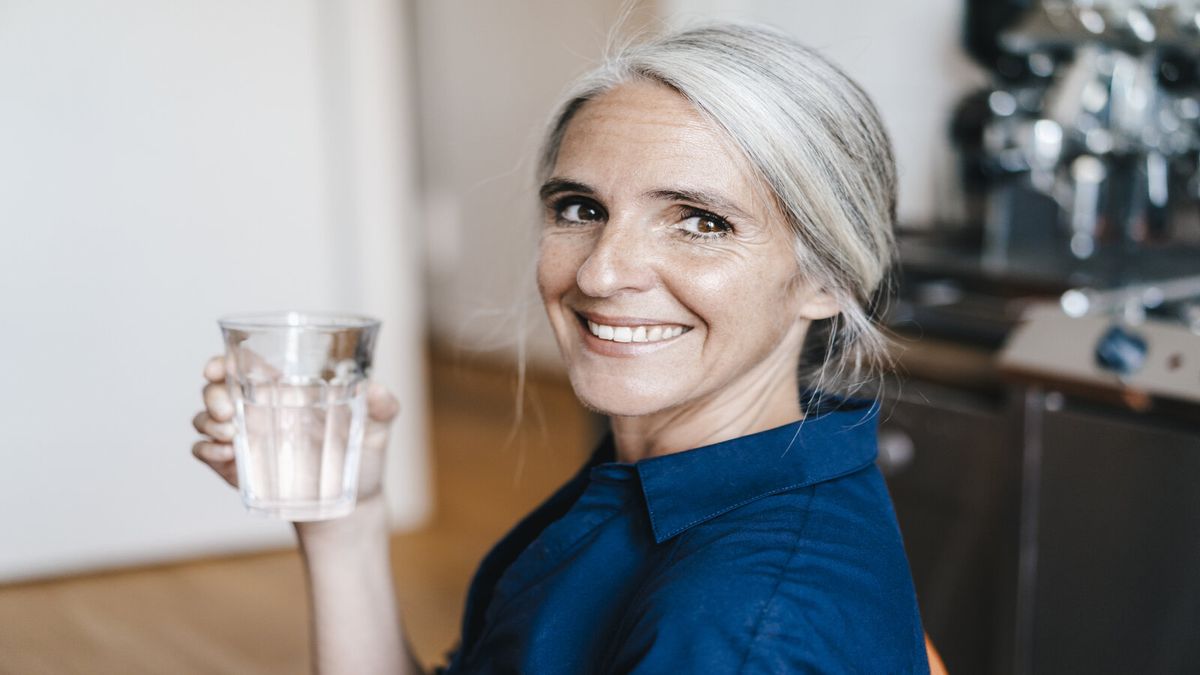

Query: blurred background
(2, 0), (1198, 673)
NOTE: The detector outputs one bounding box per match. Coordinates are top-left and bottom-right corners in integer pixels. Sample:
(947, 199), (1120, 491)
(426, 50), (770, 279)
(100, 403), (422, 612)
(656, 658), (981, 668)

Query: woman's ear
(794, 287), (840, 321)
(784, 272), (840, 321)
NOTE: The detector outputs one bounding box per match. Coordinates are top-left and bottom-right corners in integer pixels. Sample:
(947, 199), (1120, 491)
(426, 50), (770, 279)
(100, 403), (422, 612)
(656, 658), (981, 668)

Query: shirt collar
(601, 397), (880, 544)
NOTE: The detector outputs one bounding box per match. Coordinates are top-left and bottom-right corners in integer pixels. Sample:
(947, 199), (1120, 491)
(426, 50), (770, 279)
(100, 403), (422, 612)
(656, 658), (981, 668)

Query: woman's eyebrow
(538, 180), (751, 219)
(646, 188), (750, 219)
(539, 178), (593, 201)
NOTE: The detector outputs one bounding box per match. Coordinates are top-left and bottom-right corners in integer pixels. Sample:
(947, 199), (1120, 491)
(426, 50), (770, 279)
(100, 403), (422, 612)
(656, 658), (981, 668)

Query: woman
(193, 23), (931, 674)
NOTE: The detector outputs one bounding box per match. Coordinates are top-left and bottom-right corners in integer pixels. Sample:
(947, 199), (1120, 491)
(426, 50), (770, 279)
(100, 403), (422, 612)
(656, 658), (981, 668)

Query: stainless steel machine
(879, 2), (1200, 673)
(953, 0), (1200, 261)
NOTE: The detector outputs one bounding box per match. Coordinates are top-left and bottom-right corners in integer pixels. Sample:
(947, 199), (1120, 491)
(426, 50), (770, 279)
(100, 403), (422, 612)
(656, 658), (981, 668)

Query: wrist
(294, 493), (390, 554)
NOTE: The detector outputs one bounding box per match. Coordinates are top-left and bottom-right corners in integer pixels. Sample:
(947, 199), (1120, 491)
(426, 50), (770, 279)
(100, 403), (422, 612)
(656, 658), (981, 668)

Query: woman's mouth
(574, 312), (691, 344)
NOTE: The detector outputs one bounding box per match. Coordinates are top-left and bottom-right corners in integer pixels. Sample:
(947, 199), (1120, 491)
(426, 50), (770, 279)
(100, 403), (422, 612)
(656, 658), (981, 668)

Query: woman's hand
(190, 355), (240, 487)
(190, 354), (401, 505)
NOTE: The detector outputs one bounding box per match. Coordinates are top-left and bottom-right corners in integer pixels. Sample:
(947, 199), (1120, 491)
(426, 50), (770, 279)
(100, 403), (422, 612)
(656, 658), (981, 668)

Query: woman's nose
(575, 220), (656, 298)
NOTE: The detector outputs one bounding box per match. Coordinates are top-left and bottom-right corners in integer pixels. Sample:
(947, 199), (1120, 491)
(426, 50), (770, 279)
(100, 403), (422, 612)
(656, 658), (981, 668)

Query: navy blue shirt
(444, 399), (928, 674)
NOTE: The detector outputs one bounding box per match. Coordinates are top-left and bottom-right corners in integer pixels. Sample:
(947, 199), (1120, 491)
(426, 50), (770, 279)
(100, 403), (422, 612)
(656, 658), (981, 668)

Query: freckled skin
(537, 80), (839, 462)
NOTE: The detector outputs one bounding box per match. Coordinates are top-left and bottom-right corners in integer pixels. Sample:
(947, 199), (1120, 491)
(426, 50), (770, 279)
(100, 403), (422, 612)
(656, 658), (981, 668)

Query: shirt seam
(651, 456), (874, 542)
(735, 484), (817, 674)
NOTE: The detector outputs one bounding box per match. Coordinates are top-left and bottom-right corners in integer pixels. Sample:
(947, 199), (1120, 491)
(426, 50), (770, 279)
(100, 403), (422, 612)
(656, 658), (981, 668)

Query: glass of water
(218, 311), (381, 521)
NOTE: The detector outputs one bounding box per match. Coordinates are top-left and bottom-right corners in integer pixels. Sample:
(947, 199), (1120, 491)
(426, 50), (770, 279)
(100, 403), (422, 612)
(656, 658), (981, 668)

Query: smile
(587, 320), (686, 343)
(575, 311), (692, 345)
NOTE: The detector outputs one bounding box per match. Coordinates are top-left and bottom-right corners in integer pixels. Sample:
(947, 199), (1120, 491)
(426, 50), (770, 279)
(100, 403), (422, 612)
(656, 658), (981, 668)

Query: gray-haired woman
(193, 22), (937, 674)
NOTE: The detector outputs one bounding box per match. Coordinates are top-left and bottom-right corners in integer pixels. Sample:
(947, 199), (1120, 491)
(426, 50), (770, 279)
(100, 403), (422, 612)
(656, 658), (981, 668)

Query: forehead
(554, 80), (761, 201)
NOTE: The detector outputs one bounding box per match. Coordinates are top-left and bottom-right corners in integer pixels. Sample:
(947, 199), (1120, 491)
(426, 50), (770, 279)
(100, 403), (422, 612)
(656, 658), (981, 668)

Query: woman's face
(537, 79), (837, 419)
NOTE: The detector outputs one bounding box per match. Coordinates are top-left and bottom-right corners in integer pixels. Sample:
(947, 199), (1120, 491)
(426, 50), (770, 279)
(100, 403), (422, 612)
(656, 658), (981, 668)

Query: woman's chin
(569, 381), (675, 419)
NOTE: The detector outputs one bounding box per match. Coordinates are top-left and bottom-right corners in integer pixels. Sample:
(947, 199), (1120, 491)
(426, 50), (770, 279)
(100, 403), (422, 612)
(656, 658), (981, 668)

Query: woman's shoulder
(605, 466), (927, 673)
(669, 461), (913, 581)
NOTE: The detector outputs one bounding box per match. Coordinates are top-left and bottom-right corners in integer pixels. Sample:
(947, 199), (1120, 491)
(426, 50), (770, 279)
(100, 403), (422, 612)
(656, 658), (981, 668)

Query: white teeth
(585, 318), (687, 344)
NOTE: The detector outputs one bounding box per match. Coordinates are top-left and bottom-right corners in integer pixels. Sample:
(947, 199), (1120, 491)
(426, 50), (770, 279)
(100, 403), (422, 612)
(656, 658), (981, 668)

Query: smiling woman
(192, 20), (933, 675)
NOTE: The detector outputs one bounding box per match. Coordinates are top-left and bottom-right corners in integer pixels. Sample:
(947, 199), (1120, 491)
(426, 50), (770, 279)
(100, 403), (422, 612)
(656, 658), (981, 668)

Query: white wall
(0, 0), (429, 581)
(660, 0), (989, 226)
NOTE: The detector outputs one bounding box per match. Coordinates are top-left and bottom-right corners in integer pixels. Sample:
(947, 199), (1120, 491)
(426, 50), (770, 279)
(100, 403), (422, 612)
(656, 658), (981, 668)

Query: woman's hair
(536, 22), (898, 398)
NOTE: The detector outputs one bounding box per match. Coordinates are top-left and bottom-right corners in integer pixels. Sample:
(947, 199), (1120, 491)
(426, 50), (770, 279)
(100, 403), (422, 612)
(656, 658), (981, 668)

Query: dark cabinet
(882, 380), (1200, 675)
(879, 381), (1020, 675)
(1026, 399), (1200, 675)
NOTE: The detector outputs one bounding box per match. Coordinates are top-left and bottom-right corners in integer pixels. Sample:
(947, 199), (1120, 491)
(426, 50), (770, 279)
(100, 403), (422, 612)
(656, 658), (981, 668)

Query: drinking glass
(218, 311), (380, 521)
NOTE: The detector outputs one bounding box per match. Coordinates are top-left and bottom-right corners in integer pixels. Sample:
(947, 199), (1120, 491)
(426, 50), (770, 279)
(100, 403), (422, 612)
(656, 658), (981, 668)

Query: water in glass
(232, 376), (366, 520)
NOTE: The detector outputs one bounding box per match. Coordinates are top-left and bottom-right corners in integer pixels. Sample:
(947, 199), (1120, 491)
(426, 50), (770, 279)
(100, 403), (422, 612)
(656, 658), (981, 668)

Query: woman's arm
(193, 356), (425, 675)
(295, 495), (424, 675)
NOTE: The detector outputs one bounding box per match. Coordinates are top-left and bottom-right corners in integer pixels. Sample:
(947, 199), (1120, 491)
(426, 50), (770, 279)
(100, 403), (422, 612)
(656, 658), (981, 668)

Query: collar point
(650, 527), (675, 545)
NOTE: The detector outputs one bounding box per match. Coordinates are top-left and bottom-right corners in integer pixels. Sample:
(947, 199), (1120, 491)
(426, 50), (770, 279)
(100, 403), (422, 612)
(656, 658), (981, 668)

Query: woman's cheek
(536, 237), (581, 296)
(668, 257), (742, 304)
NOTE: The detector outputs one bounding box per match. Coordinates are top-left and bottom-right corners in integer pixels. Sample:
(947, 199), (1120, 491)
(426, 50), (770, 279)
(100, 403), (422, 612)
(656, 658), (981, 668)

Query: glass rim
(218, 310), (381, 332)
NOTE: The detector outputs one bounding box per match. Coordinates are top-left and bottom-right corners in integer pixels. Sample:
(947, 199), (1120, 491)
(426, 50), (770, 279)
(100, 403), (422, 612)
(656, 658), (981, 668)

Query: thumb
(366, 380), (400, 423)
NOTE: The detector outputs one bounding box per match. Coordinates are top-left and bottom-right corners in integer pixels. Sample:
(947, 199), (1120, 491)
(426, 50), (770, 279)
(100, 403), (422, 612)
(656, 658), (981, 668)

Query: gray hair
(537, 22), (898, 398)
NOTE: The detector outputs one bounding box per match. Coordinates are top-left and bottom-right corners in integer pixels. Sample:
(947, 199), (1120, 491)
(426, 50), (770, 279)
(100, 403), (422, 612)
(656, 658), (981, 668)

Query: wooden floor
(0, 352), (598, 674)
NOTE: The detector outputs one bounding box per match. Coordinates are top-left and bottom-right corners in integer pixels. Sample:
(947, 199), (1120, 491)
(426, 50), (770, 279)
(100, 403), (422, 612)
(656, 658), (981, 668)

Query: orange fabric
(925, 633), (948, 675)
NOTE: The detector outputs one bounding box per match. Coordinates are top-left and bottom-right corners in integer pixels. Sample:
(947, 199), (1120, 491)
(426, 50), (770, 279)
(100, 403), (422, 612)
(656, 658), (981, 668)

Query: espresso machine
(879, 3), (1200, 674)
(955, 0), (1200, 262)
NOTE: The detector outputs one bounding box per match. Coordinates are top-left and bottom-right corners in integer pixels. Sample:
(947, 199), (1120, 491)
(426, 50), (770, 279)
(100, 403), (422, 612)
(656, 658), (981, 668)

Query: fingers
(197, 356), (238, 489)
(363, 420), (392, 452)
(193, 410), (236, 442)
(191, 440), (239, 487)
(203, 354), (227, 383)
(366, 381), (400, 423)
(204, 382), (234, 422)
(363, 382), (399, 456)
(192, 439), (234, 462)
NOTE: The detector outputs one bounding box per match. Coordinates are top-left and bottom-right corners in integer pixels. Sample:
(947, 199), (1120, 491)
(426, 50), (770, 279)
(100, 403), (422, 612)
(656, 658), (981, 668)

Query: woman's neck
(607, 359), (804, 464)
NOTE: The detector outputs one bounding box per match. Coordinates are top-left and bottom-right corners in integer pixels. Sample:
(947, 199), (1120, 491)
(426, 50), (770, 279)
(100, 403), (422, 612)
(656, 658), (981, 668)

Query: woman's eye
(555, 200), (604, 225)
(678, 212), (732, 239)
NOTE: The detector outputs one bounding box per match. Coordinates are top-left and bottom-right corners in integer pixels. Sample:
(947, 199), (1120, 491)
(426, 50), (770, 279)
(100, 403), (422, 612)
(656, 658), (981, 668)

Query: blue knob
(1094, 324), (1148, 376)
